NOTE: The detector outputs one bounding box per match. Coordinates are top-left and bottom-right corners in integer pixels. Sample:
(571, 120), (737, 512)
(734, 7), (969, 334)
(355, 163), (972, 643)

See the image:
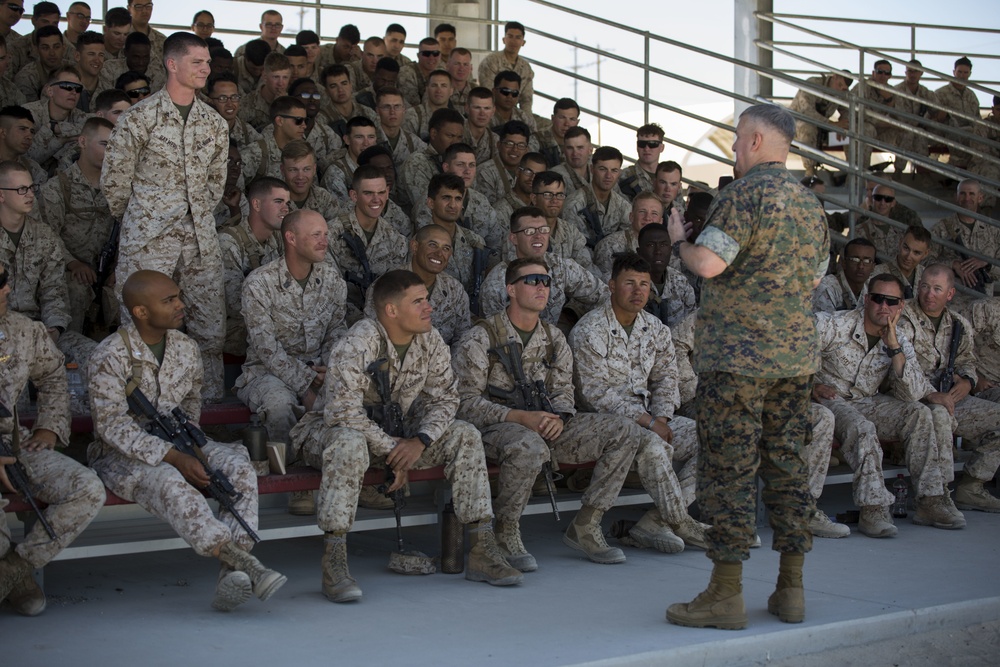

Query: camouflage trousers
(482, 413), (686, 523)
(978, 386), (1000, 404)
(894, 123), (931, 171)
(823, 394), (953, 505)
(948, 396), (1000, 482)
(695, 372), (814, 562)
(65, 277), (93, 334)
(236, 373), (300, 448)
(795, 121), (824, 175)
(860, 122), (902, 170)
(668, 415), (699, 510)
(92, 440), (257, 555)
(806, 403), (836, 500)
(57, 330), (97, 382)
(116, 217), (226, 402)
(0, 448), (104, 568)
(302, 421), (493, 534)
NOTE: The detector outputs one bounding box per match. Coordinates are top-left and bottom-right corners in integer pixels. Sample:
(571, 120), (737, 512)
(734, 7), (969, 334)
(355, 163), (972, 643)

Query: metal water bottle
(243, 414), (268, 461)
(440, 501), (465, 574)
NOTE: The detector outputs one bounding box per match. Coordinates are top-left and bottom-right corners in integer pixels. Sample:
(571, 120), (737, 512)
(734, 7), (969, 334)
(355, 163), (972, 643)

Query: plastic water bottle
(66, 362), (86, 415)
(891, 474), (908, 519)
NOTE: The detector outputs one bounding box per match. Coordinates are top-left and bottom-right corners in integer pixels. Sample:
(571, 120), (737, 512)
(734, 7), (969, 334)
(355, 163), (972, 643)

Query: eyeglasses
(419, 50), (441, 58)
(263, 22), (283, 29)
(872, 194), (895, 203)
(297, 92), (322, 100)
(501, 140), (528, 150)
(126, 86), (151, 98)
(5, 4), (23, 14)
(533, 191), (566, 200)
(0, 183), (39, 195)
(277, 114), (307, 125)
(869, 293), (901, 306)
(637, 140), (662, 149)
(510, 273), (552, 287)
(513, 226), (550, 236)
(194, 22), (214, 29)
(845, 256), (875, 266)
(498, 87), (519, 97)
(517, 166), (536, 176)
(68, 11), (91, 21)
(874, 69), (892, 76)
(378, 103), (404, 112)
(52, 81), (84, 93)
(211, 94), (241, 103)
(131, 2), (154, 10)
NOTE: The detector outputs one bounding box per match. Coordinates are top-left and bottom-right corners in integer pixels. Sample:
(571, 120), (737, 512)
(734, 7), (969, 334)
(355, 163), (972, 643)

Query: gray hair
(739, 103), (795, 144)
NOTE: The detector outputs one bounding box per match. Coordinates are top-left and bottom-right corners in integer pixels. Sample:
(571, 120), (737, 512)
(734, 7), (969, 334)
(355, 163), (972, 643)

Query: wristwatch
(886, 347), (903, 357)
(672, 240), (684, 258)
(416, 433), (432, 447)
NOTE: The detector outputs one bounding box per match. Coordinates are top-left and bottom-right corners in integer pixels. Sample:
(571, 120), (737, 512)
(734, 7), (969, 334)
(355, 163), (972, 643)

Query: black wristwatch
(672, 240), (684, 258)
(886, 346), (903, 357)
(416, 433), (432, 447)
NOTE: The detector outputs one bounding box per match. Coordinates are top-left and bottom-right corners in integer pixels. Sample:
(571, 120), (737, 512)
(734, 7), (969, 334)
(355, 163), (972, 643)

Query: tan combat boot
(0, 548), (34, 610)
(357, 484), (394, 510)
(287, 490), (316, 516)
(767, 552), (805, 623)
(666, 560), (747, 630)
(321, 533), (362, 602)
(809, 509), (851, 538)
(217, 542), (287, 601)
(955, 477), (1000, 513)
(913, 495), (966, 529)
(466, 522), (523, 586)
(563, 505), (626, 564)
(211, 566), (253, 612)
(672, 516), (711, 550)
(858, 505), (897, 538)
(495, 519), (537, 572)
(618, 508), (684, 554)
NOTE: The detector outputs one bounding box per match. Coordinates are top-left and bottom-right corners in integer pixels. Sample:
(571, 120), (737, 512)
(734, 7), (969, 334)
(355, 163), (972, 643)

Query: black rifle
(365, 358), (406, 544)
(644, 293), (670, 325)
(340, 231), (376, 292)
(954, 235), (993, 294)
(91, 218), (121, 331)
(578, 204), (605, 250)
(486, 341), (563, 520)
(540, 144), (561, 170)
(939, 319), (964, 393)
(618, 173), (642, 200)
(125, 389), (260, 543)
(0, 403), (57, 541)
(469, 246), (496, 317)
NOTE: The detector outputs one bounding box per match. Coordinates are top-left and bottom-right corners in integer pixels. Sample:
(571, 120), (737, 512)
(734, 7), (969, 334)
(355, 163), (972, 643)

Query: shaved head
(122, 270), (176, 313)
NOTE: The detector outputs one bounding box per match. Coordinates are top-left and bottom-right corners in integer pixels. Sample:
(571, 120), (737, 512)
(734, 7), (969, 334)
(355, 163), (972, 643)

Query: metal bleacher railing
(102, 2), (1000, 295)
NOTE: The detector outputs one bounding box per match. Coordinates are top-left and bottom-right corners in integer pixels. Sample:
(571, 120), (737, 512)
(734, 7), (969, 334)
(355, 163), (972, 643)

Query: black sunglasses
(498, 87), (520, 97)
(510, 273), (551, 288)
(126, 86), (151, 98)
(637, 140), (661, 149)
(419, 50), (441, 58)
(277, 114), (307, 125)
(869, 293), (901, 307)
(53, 81), (84, 93)
(872, 194), (895, 203)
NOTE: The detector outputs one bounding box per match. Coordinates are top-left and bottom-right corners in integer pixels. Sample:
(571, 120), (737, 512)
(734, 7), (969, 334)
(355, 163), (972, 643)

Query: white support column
(734, 0), (773, 120)
(428, 0), (491, 72)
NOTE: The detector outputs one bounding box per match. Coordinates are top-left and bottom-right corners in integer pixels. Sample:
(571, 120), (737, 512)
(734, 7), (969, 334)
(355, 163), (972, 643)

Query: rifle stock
(0, 403), (57, 540)
(340, 230), (376, 291)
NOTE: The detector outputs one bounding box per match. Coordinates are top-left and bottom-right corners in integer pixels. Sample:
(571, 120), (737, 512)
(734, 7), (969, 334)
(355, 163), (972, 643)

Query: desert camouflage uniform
(933, 83), (980, 169)
(569, 301), (699, 513)
(855, 204), (922, 261)
(552, 164), (589, 197)
(87, 323), (259, 555)
(500, 218), (594, 274)
(564, 185), (631, 249)
(970, 111), (1000, 198)
(493, 192), (532, 235)
(463, 124), (496, 165)
(617, 165), (654, 201)
(594, 227), (638, 279)
(816, 309), (951, 505)
(488, 109), (538, 150)
(38, 162), (115, 333)
(422, 223), (489, 296)
(534, 127), (563, 169)
(813, 270), (867, 313)
(397, 62), (430, 108)
(13, 61), (55, 103)
(789, 75), (847, 175)
(291, 318), (493, 533)
(871, 260), (924, 300)
(326, 209), (408, 309)
(415, 186), (506, 252)
(450, 81), (475, 110)
(402, 101), (447, 142)
(480, 254), (607, 324)
(233, 56), (260, 96)
(320, 148), (358, 202)
(383, 129), (426, 217)
(898, 303), (1000, 484)
(102, 89), (230, 401)
(478, 52), (534, 114)
(454, 311), (642, 521)
(363, 262), (471, 346)
(474, 154), (515, 205)
(217, 216), (283, 356)
(644, 266), (698, 328)
(93, 59), (166, 99)
(893, 81), (937, 164)
(0, 311), (103, 568)
(346, 61), (370, 92)
(236, 257), (347, 446)
(228, 117), (261, 149)
(289, 185), (344, 223)
(233, 41), (285, 59)
(849, 79), (902, 167)
(970, 298), (1000, 402)
(0, 77), (26, 107)
(382, 198), (415, 239)
(240, 126), (285, 182)
(235, 89), (273, 132)
(692, 161), (829, 561)
(23, 100), (88, 166)
(304, 121), (344, 174)
(213, 192), (249, 230)
(0, 215), (96, 380)
(317, 100), (378, 136)
(930, 214), (1000, 285)
(401, 144), (444, 221)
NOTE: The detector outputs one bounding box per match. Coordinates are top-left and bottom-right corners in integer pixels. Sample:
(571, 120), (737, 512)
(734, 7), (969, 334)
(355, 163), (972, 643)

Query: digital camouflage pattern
(871, 260), (924, 299)
(401, 145), (444, 221)
(326, 210), (408, 308)
(812, 270), (867, 314)
(363, 262), (472, 346)
(320, 148), (358, 202)
(893, 80), (937, 161)
(303, 121), (344, 175)
(463, 124), (496, 165)
(930, 214), (1000, 283)
(479, 254), (608, 325)
(288, 185), (344, 224)
(617, 165), (653, 200)
(396, 62), (429, 108)
(645, 268), (698, 329)
(474, 154), (515, 206)
(415, 186), (507, 253)
(478, 51), (535, 113)
(563, 185), (631, 247)
(23, 100), (88, 165)
(240, 127), (286, 182)
(789, 75), (847, 174)
(552, 163), (588, 197)
(970, 297), (1000, 386)
(856, 205), (921, 261)
(693, 162), (829, 378)
(933, 82), (980, 168)
(228, 117), (261, 149)
(236, 89), (275, 131)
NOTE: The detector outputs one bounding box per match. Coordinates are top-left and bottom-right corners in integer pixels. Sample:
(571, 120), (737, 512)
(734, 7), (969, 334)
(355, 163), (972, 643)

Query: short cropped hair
(498, 120), (530, 140)
(247, 176), (290, 202)
(506, 257), (549, 286)
(493, 70), (521, 88)
(656, 160), (682, 176)
(611, 252), (652, 281)
(532, 171), (564, 190)
(280, 139), (315, 162)
(564, 126), (591, 142)
(428, 107), (465, 132)
(637, 123), (665, 139)
(163, 32), (206, 64)
(903, 224), (932, 246)
(373, 270), (424, 313)
(592, 146), (623, 165)
(739, 103), (795, 144)
(427, 172), (465, 199)
(510, 205), (546, 231)
(442, 142), (475, 163)
(269, 96), (306, 119)
(868, 273), (906, 296)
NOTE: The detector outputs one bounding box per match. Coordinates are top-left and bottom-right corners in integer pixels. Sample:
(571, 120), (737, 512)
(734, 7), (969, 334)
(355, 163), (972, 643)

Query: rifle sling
(116, 328), (144, 398)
